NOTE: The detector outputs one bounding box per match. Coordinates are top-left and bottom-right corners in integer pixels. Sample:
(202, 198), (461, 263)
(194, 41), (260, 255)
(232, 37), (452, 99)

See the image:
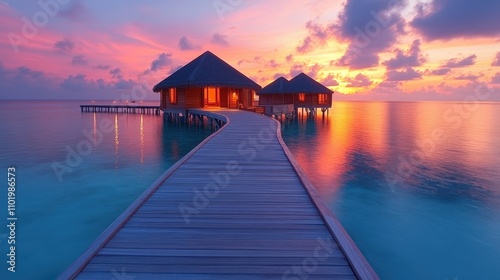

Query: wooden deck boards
(59, 109), (378, 280)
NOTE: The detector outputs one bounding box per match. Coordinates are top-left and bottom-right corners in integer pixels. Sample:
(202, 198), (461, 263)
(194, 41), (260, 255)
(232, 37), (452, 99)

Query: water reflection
(284, 102), (500, 205)
(114, 114), (119, 173)
(161, 121), (213, 161)
(140, 114), (145, 165)
(0, 100), (215, 280)
(282, 101), (500, 279)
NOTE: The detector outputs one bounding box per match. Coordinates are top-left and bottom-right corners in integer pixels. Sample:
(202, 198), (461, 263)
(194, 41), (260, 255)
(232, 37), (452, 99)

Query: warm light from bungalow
(298, 93), (305, 101)
(169, 88), (177, 104)
(318, 94), (327, 105)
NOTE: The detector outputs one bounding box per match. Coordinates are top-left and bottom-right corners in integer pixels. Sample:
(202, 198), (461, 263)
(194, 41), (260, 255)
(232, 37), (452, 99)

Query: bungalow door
(229, 91), (239, 109)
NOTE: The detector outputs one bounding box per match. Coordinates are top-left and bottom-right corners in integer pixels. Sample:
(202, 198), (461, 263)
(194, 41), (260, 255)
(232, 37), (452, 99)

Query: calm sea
(0, 100), (213, 280)
(0, 100), (499, 279)
(282, 102), (500, 280)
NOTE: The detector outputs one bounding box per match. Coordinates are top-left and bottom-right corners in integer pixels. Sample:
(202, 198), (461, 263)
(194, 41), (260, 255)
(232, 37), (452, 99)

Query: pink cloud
(492, 51), (500, 66)
(383, 40), (427, 69)
(491, 73), (500, 84)
(345, 73), (373, 87)
(442, 54), (477, 68)
(386, 68), (423, 81)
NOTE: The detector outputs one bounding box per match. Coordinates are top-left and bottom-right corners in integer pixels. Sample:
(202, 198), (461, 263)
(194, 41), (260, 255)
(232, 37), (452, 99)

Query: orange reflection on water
(286, 102), (393, 200)
(114, 114), (119, 173)
(140, 114), (145, 165)
(92, 113), (97, 145)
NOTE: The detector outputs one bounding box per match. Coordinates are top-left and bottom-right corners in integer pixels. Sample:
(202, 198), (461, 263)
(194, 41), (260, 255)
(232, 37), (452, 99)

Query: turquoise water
(0, 100), (212, 279)
(1, 101), (499, 279)
(282, 102), (500, 279)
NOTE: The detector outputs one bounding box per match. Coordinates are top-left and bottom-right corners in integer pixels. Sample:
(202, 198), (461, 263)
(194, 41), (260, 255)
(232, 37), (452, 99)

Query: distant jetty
(80, 105), (161, 115)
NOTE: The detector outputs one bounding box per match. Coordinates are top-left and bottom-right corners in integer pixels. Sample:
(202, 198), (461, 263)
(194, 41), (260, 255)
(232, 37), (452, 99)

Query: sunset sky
(1, 0), (499, 101)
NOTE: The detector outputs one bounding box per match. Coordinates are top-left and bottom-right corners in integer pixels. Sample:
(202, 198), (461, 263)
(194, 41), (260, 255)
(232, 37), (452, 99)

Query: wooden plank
(82, 264), (354, 275)
(77, 272), (357, 280)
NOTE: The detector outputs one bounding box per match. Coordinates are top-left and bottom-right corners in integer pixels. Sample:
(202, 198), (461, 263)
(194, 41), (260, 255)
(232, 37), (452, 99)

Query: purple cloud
(71, 55), (88, 66)
(14, 66), (44, 80)
(386, 68), (422, 81)
(265, 59), (280, 68)
(296, 21), (331, 53)
(322, 74), (339, 87)
(383, 39), (426, 69)
(60, 74), (96, 92)
(492, 51), (500, 66)
(114, 79), (136, 90)
(345, 73), (373, 87)
(378, 81), (401, 88)
(148, 53), (173, 72)
(0, 63), (153, 100)
(94, 64), (111, 70)
(452, 73), (482, 81)
(179, 36), (200, 51)
(427, 68), (451, 76)
(289, 63), (306, 78)
(54, 39), (75, 53)
(288, 63), (323, 80)
(211, 33), (229, 47)
(109, 68), (123, 79)
(492, 73), (500, 84)
(0, 65), (59, 99)
(333, 0), (407, 69)
(411, 0), (500, 41)
(442, 55), (477, 68)
(60, 1), (90, 22)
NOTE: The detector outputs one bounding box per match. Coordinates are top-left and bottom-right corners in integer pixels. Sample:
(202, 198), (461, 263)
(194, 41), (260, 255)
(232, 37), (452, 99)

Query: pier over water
(80, 105), (161, 115)
(61, 109), (378, 280)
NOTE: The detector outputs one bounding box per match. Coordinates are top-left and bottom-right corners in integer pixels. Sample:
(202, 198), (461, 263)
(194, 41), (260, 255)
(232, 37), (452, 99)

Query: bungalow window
(169, 88), (177, 104)
(318, 94), (327, 105)
(298, 93), (305, 102)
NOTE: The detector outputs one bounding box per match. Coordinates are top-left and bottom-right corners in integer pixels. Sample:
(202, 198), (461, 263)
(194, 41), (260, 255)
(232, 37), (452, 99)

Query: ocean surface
(0, 100), (499, 279)
(282, 102), (500, 280)
(0, 100), (213, 280)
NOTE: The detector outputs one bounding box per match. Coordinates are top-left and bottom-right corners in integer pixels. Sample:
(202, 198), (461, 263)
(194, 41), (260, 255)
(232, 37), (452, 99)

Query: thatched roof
(257, 77), (289, 94)
(153, 51), (261, 92)
(257, 73), (333, 95)
(288, 73), (333, 94)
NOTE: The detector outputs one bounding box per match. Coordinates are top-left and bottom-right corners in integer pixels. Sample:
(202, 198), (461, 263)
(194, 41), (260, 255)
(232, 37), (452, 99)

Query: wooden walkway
(59, 109), (378, 280)
(80, 105), (161, 114)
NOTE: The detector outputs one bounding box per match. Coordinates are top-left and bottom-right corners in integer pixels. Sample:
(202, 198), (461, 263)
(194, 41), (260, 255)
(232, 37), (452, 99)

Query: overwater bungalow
(153, 51), (261, 111)
(258, 73), (333, 116)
